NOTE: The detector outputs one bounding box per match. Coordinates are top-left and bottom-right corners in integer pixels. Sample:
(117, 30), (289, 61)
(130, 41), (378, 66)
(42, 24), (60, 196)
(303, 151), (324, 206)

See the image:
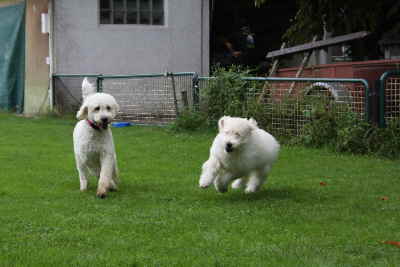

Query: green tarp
(0, 2), (25, 113)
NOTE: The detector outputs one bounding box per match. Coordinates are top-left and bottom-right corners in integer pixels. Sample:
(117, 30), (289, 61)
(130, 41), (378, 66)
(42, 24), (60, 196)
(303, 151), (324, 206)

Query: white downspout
(48, 0), (54, 111)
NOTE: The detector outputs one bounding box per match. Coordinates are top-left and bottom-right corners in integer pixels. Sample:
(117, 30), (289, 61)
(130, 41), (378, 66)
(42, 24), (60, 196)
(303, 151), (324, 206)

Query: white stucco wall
(53, 0), (209, 75)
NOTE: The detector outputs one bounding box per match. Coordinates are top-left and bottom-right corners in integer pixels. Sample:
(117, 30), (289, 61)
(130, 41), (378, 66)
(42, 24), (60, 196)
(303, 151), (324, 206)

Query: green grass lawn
(0, 113), (399, 266)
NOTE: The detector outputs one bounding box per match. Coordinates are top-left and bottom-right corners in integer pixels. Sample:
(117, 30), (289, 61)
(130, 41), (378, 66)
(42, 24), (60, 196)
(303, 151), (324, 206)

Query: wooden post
(269, 42), (286, 76)
(257, 43), (286, 103)
(288, 36), (318, 96)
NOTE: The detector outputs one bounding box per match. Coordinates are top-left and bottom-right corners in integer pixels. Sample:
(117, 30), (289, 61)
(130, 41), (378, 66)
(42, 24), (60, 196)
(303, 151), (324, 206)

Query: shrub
(367, 119), (400, 159)
(170, 108), (206, 131)
(335, 112), (371, 154)
(200, 65), (265, 128)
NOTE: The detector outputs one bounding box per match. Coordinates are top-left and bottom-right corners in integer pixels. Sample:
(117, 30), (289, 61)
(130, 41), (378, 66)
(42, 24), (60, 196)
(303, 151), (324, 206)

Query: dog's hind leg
(245, 166), (271, 194)
(199, 158), (220, 188)
(231, 178), (244, 190)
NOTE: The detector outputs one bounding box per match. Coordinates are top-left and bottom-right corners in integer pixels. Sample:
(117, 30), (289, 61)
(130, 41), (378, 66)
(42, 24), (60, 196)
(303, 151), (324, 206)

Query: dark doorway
(210, 0), (297, 73)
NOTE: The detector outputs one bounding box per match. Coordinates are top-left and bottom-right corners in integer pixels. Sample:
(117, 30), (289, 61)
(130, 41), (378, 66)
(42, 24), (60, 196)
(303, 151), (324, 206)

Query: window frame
(99, 0), (165, 26)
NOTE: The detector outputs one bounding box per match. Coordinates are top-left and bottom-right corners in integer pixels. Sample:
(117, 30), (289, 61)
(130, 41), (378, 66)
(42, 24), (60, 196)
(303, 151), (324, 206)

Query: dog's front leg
(75, 154), (89, 191)
(77, 165), (89, 191)
(199, 157), (220, 188)
(97, 155), (114, 198)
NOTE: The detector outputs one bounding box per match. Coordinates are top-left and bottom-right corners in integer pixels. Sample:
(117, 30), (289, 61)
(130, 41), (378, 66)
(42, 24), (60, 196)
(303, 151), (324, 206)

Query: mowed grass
(0, 113), (399, 267)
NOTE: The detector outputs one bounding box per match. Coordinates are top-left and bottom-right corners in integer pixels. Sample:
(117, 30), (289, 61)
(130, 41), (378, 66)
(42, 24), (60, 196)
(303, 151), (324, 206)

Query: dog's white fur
(73, 78), (120, 198)
(199, 116), (280, 193)
(81, 77), (97, 99)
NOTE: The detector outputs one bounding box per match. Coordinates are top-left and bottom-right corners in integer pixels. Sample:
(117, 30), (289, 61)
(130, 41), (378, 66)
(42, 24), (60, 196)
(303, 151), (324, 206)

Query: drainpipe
(200, 0), (204, 75)
(48, 0), (54, 111)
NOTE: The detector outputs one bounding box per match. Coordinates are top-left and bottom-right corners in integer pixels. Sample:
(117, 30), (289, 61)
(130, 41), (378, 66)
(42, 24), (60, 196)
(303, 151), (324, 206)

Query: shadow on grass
(201, 185), (327, 205)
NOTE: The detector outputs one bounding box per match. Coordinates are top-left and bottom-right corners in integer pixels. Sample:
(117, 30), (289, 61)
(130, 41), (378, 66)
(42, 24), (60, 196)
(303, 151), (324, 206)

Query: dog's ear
(218, 116), (227, 131)
(76, 103), (88, 120)
(218, 116), (225, 131)
(248, 117), (258, 129)
(112, 102), (120, 118)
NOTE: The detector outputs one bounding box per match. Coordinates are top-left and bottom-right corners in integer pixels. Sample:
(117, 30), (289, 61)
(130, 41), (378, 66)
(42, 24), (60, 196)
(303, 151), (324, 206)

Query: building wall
(53, 0), (209, 75)
(24, 0), (50, 114)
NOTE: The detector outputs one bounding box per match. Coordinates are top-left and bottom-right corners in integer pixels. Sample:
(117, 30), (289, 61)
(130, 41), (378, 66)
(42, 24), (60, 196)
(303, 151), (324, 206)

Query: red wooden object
(274, 59), (400, 87)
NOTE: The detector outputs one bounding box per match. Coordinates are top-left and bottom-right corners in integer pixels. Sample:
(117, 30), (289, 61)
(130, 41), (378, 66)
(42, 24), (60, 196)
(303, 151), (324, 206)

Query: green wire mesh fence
(52, 72), (195, 124)
(53, 73), (369, 136)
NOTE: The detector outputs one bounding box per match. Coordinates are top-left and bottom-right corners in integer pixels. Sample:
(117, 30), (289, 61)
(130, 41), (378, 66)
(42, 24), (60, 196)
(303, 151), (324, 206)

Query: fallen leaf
(383, 241), (400, 248)
(381, 196), (389, 200)
(320, 182), (327, 186)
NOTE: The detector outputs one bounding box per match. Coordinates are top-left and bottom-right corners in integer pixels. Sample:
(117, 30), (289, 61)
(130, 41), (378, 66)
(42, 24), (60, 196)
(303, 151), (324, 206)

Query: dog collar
(86, 119), (101, 131)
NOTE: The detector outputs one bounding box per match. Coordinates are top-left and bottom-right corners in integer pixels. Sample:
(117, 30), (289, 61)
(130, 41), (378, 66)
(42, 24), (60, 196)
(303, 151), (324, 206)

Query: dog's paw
(215, 184), (228, 193)
(199, 179), (211, 189)
(96, 188), (108, 198)
(244, 187), (258, 194)
(216, 187), (228, 193)
(96, 192), (107, 198)
(199, 184), (209, 189)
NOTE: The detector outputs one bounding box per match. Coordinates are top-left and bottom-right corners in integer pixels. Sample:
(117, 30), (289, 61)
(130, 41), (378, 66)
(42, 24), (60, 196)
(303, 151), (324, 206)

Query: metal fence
(52, 72), (196, 124)
(53, 73), (369, 136)
(197, 76), (369, 136)
(379, 70), (400, 127)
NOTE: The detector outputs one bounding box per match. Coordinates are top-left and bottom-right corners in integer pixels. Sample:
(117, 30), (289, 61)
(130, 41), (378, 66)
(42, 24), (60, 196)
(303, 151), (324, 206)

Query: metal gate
(378, 70), (400, 127)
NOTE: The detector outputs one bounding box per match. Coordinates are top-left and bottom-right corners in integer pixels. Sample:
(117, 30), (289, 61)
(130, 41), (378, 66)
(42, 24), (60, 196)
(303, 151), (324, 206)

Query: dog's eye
(94, 106), (100, 111)
(235, 133), (241, 137)
(106, 106), (111, 111)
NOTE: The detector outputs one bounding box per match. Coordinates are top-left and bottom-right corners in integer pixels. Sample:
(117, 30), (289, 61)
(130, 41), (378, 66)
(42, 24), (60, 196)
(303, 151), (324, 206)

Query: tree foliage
(254, 0), (400, 45)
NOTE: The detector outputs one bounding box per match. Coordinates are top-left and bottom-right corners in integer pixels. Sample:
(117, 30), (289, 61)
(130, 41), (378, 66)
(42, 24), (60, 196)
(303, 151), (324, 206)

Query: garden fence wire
(52, 72), (196, 124)
(52, 73), (369, 136)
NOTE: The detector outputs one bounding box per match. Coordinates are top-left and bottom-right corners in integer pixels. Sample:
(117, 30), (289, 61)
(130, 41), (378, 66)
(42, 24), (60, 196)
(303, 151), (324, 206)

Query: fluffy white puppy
(199, 116), (280, 193)
(73, 78), (120, 198)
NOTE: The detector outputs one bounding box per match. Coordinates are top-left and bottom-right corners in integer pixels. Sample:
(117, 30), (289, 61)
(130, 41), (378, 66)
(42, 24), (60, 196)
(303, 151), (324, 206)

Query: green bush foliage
(200, 66), (265, 127)
(170, 108), (206, 131)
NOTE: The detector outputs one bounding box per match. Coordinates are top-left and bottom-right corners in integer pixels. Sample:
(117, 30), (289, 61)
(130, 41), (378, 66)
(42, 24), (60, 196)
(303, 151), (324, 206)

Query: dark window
(99, 0), (164, 25)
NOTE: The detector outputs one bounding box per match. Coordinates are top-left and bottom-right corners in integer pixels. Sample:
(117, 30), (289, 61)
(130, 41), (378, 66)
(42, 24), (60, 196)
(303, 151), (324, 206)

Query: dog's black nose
(101, 117), (108, 124)
(226, 142), (233, 153)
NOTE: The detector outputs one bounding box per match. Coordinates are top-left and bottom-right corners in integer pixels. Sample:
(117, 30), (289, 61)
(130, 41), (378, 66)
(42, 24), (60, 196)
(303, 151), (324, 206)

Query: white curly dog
(199, 116), (280, 193)
(73, 78), (120, 198)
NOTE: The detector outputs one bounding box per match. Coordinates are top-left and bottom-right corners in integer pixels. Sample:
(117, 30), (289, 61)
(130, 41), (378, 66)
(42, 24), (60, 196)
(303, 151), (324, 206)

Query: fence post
(369, 79), (380, 126)
(192, 72), (199, 110)
(96, 74), (103, 92)
(168, 72), (179, 117)
(50, 75), (55, 112)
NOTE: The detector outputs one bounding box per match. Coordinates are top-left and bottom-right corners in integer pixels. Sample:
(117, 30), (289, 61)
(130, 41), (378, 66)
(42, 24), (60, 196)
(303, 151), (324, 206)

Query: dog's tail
(82, 77), (97, 100)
